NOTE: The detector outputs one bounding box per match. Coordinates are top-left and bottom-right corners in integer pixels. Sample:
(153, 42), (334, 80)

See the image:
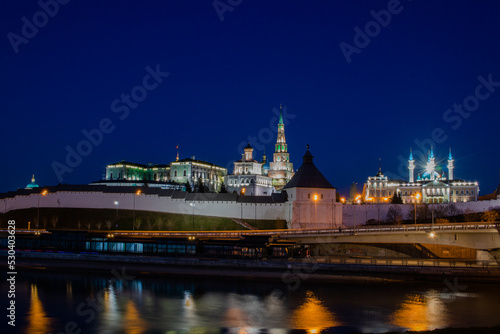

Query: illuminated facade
(104, 158), (227, 192)
(362, 148), (479, 204)
(105, 161), (170, 182)
(268, 106), (294, 190)
(169, 157), (227, 192)
(226, 143), (273, 195)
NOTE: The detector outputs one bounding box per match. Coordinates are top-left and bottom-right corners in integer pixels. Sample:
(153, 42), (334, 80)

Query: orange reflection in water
(291, 290), (339, 333)
(26, 284), (53, 334)
(123, 300), (149, 334)
(391, 292), (447, 331)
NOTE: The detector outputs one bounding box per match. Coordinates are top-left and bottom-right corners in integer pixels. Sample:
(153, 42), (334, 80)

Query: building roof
(26, 175), (39, 189)
(107, 161), (149, 168)
(173, 158), (225, 169)
(283, 147), (335, 189)
(187, 192), (238, 202)
(238, 194), (286, 203)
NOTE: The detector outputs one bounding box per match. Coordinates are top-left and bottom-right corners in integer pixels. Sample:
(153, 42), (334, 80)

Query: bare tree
(464, 209), (479, 222)
(155, 216), (163, 231)
(77, 220), (82, 230)
(166, 219), (174, 230)
(146, 216), (152, 230)
(105, 220), (112, 230)
(50, 216), (59, 230)
(446, 203), (462, 220)
(482, 211), (499, 222)
(86, 222), (91, 230)
(95, 222), (102, 230)
(417, 204), (431, 221)
(386, 206), (403, 225)
(433, 205), (448, 218)
(134, 218), (142, 231)
(435, 218), (450, 224)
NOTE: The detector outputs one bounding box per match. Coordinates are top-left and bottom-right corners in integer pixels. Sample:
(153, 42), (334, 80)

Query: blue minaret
(408, 148), (415, 183)
(447, 148), (454, 180)
(426, 146), (436, 180)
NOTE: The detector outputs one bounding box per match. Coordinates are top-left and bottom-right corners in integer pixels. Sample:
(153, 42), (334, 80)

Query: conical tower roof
(283, 146), (334, 189)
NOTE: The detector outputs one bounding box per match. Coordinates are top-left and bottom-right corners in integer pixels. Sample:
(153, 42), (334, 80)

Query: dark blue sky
(1, 0), (499, 196)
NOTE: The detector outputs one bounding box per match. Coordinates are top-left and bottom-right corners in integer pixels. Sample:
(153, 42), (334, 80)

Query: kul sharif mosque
(362, 147), (479, 204)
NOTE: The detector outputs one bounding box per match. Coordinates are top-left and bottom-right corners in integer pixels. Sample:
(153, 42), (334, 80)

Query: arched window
(174, 170), (177, 177)
(110, 173), (113, 180)
(183, 170), (187, 177)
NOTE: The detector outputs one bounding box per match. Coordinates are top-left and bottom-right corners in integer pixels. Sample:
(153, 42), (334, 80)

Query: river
(3, 269), (500, 333)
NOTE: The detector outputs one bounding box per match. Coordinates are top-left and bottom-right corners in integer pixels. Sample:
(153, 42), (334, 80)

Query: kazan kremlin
(2, 106), (500, 228)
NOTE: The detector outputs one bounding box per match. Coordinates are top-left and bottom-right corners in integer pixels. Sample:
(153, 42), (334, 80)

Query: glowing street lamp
(355, 195), (361, 204)
(412, 193), (421, 225)
(340, 197), (345, 203)
(313, 194), (318, 228)
(37, 189), (48, 229)
(190, 202), (195, 231)
(133, 189), (141, 232)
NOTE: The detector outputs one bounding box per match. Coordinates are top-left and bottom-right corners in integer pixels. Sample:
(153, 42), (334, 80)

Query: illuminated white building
(102, 157), (226, 192)
(226, 143), (274, 195)
(169, 157), (227, 192)
(362, 148), (479, 204)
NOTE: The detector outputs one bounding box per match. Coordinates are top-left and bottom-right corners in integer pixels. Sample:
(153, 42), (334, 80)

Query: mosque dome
(26, 174), (39, 189)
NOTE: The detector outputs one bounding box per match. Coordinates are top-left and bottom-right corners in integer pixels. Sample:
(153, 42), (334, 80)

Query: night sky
(1, 1), (500, 196)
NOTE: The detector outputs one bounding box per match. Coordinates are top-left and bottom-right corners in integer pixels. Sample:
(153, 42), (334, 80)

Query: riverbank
(6, 251), (500, 283)
(384, 326), (500, 334)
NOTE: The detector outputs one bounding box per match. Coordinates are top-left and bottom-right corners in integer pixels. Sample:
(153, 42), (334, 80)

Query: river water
(3, 269), (500, 333)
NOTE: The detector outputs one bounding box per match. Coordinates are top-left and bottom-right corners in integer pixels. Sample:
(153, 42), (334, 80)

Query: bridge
(9, 222), (500, 262)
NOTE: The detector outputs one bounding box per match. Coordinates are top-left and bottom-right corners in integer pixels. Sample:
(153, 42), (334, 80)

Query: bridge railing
(2, 222), (498, 238)
(314, 257), (499, 268)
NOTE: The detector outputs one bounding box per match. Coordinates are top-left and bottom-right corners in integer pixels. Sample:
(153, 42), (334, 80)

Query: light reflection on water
(25, 284), (54, 334)
(11, 271), (500, 333)
(391, 291), (448, 331)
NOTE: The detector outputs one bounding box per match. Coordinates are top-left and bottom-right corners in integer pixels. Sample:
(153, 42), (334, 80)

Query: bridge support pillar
(477, 250), (496, 263)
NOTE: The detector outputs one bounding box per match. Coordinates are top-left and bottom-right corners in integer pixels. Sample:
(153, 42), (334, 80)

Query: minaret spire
(426, 146), (436, 180)
(279, 104), (284, 125)
(408, 148), (415, 183)
(447, 147), (454, 180)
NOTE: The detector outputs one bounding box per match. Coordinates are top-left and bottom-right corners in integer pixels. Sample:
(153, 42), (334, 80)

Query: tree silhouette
(391, 192), (403, 204)
(386, 206), (403, 224)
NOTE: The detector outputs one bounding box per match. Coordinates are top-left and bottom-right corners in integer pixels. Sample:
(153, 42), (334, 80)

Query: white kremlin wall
(342, 199), (500, 226)
(1, 191), (286, 222)
(1, 190), (498, 227)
